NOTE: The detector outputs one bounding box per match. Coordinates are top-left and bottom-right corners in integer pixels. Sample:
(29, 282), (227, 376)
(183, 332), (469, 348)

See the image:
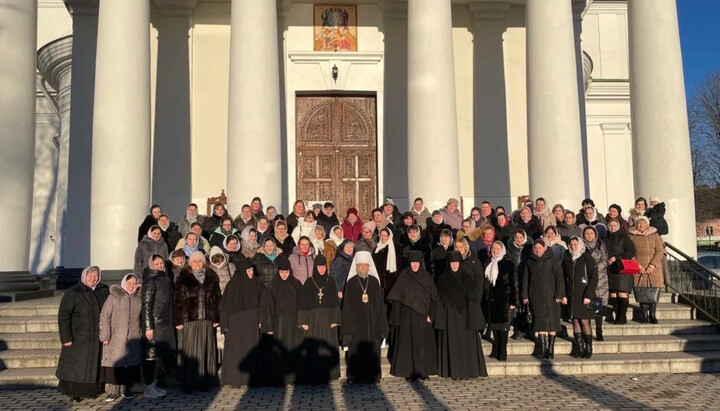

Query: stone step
(626, 302), (694, 320)
(561, 319), (718, 337)
(0, 349), (59, 369)
(0, 316), (57, 333)
(0, 333), (59, 350)
(0, 367), (57, 389)
(0, 305), (58, 318)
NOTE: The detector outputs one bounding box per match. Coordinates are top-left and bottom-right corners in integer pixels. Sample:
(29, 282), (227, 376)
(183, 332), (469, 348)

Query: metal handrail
(664, 242), (720, 324)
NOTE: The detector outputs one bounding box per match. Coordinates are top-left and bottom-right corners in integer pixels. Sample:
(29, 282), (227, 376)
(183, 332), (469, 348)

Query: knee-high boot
(616, 297), (628, 324)
(497, 330), (509, 362)
(490, 330), (498, 358)
(583, 334), (593, 359)
(545, 335), (556, 360)
(595, 315), (604, 341)
(537, 334), (548, 359)
(649, 303), (659, 324)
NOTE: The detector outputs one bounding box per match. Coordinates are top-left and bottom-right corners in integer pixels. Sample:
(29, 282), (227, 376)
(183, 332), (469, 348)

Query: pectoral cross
(318, 289), (324, 303)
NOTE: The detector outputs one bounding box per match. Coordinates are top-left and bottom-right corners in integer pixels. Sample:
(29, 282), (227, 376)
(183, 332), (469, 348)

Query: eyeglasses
(471, 213), (480, 217)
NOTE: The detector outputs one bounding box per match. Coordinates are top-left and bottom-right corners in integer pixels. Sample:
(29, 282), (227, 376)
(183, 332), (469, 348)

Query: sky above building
(677, 0), (720, 95)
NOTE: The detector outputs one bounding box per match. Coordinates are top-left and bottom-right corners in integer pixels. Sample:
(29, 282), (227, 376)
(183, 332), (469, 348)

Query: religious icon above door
(296, 95), (377, 221)
(314, 5), (358, 52)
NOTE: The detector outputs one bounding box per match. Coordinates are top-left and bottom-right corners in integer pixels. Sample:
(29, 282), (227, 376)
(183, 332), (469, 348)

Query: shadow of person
(292, 337), (340, 385)
(346, 340), (382, 384)
(238, 333), (291, 387)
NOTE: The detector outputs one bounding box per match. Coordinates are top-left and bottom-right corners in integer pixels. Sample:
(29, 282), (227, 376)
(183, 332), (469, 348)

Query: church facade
(0, 0), (694, 281)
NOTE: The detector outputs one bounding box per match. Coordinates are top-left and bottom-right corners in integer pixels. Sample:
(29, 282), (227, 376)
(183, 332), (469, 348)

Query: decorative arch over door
(296, 95), (377, 221)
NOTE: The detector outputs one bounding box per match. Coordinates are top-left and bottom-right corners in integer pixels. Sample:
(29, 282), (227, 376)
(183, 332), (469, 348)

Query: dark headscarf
(219, 259), (263, 316)
(436, 251), (474, 311)
(260, 261), (301, 317)
(387, 259), (439, 317)
(297, 255), (339, 310)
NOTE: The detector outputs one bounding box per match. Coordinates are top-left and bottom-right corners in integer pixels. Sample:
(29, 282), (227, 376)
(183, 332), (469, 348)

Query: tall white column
(0, 0), (37, 273)
(407, 0), (461, 212)
(91, 0), (151, 270)
(526, 0), (585, 208)
(628, 0), (696, 254)
(227, 0), (282, 212)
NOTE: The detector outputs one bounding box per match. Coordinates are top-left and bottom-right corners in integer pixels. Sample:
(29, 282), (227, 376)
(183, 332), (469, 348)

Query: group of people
(55, 194), (670, 401)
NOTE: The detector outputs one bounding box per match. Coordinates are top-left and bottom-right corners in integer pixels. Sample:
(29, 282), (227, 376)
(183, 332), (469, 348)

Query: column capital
(379, 0), (407, 21)
(468, 1), (509, 21)
(64, 0), (98, 16)
(37, 35), (73, 92)
(153, 0), (197, 16)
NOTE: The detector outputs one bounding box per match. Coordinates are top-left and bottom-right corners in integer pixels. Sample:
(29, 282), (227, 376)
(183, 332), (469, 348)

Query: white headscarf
(569, 236), (586, 261)
(329, 225), (344, 246)
(374, 228), (397, 273)
(347, 251), (380, 283)
(81, 265), (102, 290)
(121, 273), (139, 294)
(311, 225), (326, 256)
(484, 241), (506, 286)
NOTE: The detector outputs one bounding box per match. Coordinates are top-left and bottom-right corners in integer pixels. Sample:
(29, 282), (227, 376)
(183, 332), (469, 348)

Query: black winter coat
(431, 243), (454, 279)
(562, 252), (598, 320)
(646, 202), (669, 236)
(516, 218), (543, 240)
(142, 269), (175, 359)
(424, 221), (453, 245)
(274, 235), (296, 257)
(253, 252), (279, 288)
(487, 259), (517, 328)
(399, 236), (433, 272)
(173, 268), (221, 325)
(56, 282), (109, 383)
(521, 249), (565, 332)
(317, 212), (340, 238)
(604, 231), (636, 274)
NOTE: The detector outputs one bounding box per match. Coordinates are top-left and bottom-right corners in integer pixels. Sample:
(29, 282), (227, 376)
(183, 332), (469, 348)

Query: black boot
(595, 315), (604, 341)
(583, 334), (593, 359)
(640, 303), (649, 323)
(615, 298), (628, 325)
(649, 303), (659, 324)
(608, 297), (617, 323)
(490, 330), (498, 358)
(536, 334), (548, 359)
(497, 331), (509, 362)
(571, 332), (585, 359)
(545, 335), (556, 360)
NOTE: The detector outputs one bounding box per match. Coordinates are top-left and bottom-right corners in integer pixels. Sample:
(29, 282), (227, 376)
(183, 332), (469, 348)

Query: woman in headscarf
(259, 255), (302, 385)
(209, 246), (235, 295)
(606, 204), (630, 233)
(141, 255), (174, 399)
(209, 216), (238, 249)
(219, 259), (263, 387)
(296, 255), (341, 384)
(341, 251), (389, 383)
(273, 220), (296, 256)
(506, 229), (532, 340)
(583, 225), (609, 341)
(605, 218), (636, 324)
(542, 225), (568, 262)
(134, 225), (169, 278)
(253, 237), (282, 288)
(255, 216), (273, 244)
(289, 236), (316, 285)
(515, 206), (543, 240)
(158, 214), (182, 251)
(324, 225), (344, 274)
(240, 226), (261, 259)
(628, 216), (665, 324)
(292, 211), (318, 243)
(138, 204), (162, 242)
(169, 249), (186, 283)
(521, 240), (565, 360)
(56, 266), (109, 402)
(180, 232), (201, 259)
(436, 250), (487, 378)
(486, 241), (517, 362)
(562, 237), (598, 359)
(286, 199), (307, 234)
(425, 210), (453, 246)
(310, 225), (326, 257)
(374, 227), (398, 295)
(99, 273), (142, 402)
(174, 251), (221, 392)
(387, 250), (441, 380)
(579, 206), (608, 239)
(492, 212), (514, 244)
(265, 205), (279, 224)
(331, 240), (355, 299)
(628, 196), (648, 228)
(341, 207), (363, 242)
(223, 234), (247, 268)
(431, 228), (454, 280)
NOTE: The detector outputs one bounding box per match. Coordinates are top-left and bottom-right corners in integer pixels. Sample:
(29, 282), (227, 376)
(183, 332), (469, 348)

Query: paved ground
(1, 373), (719, 410)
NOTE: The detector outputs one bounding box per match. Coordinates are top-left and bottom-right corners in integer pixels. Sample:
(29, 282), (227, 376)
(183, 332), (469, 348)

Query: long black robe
(219, 263), (264, 386)
(387, 266), (440, 379)
(259, 271), (302, 385)
(295, 268), (341, 384)
(521, 248), (565, 332)
(341, 275), (389, 383)
(436, 264), (487, 379)
(373, 243), (399, 297)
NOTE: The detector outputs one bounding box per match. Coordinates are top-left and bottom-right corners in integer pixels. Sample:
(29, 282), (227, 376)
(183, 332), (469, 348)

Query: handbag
(583, 264), (604, 312)
(620, 258), (641, 275)
(633, 272), (661, 304)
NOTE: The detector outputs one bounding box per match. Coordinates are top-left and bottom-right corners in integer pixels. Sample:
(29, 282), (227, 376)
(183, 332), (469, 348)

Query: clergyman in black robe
(435, 251), (488, 378)
(341, 251), (389, 383)
(219, 259), (263, 387)
(387, 250), (440, 380)
(259, 255), (302, 385)
(296, 255), (341, 384)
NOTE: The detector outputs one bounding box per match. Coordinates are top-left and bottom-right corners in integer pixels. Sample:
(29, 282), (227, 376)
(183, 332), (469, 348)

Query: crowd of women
(55, 194), (669, 402)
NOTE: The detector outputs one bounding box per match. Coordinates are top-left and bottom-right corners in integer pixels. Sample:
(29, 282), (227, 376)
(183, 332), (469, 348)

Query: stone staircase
(1, 292), (719, 388)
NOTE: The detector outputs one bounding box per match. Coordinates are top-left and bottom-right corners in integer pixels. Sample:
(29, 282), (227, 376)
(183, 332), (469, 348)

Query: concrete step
(561, 319), (718, 337)
(626, 302), (694, 321)
(0, 316), (57, 333)
(0, 333), (59, 350)
(0, 367), (57, 389)
(0, 295), (62, 317)
(0, 349), (59, 369)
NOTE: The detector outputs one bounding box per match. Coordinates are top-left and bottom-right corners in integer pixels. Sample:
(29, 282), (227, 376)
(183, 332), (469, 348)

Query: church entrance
(296, 95), (377, 221)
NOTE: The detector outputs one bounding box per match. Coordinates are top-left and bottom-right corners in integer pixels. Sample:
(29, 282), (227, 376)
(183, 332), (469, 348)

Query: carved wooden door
(296, 96), (377, 221)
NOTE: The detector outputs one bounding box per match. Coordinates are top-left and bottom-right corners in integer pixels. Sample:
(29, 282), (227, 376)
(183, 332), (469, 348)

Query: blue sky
(677, 0), (720, 95)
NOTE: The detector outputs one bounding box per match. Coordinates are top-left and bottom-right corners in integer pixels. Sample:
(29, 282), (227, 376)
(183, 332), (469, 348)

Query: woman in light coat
(628, 216), (665, 324)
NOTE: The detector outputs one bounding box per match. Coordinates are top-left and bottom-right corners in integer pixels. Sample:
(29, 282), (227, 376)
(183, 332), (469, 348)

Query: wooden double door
(296, 95), (377, 221)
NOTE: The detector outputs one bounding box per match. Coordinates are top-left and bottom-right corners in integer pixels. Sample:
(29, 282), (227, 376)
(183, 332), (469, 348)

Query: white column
(91, 0), (151, 270)
(227, 0), (282, 212)
(0, 0), (37, 272)
(407, 0), (461, 212)
(628, 0), (696, 254)
(526, 0), (585, 208)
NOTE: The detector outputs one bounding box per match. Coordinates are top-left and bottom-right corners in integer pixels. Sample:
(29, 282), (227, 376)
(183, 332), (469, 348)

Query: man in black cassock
(341, 251), (389, 383)
(387, 250), (440, 380)
(435, 251), (488, 379)
(296, 255), (341, 383)
(259, 255), (302, 385)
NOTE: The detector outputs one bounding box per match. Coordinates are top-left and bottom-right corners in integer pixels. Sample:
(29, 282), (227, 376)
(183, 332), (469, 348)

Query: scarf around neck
(484, 241), (506, 286)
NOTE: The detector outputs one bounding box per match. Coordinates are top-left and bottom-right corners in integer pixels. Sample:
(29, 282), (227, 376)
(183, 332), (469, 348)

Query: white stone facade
(8, 0), (695, 274)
